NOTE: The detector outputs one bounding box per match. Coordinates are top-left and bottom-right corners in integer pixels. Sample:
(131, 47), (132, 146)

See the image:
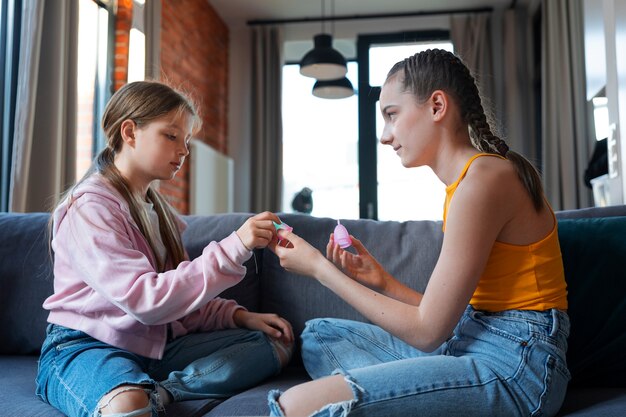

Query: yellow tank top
(443, 153), (568, 311)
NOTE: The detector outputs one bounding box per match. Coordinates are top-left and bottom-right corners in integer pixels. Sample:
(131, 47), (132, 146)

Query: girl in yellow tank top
(268, 49), (570, 417)
(444, 153), (568, 312)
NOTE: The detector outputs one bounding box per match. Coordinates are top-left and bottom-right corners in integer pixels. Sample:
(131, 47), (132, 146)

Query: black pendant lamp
(300, 34), (347, 80)
(312, 77), (354, 99)
(299, 0), (348, 81)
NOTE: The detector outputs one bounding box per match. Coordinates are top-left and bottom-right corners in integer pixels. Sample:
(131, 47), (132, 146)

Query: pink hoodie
(43, 174), (251, 359)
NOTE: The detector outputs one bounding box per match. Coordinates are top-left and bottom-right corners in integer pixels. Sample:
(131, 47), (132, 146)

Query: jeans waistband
(465, 306), (570, 339)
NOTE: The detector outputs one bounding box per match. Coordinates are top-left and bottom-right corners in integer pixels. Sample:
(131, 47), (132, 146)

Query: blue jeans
(268, 306), (570, 417)
(36, 324), (281, 417)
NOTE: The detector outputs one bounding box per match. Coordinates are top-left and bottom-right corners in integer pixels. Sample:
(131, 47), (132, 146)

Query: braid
(386, 48), (544, 211)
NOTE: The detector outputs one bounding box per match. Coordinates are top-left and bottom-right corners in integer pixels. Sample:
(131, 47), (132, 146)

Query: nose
(178, 141), (190, 157)
(379, 123), (393, 146)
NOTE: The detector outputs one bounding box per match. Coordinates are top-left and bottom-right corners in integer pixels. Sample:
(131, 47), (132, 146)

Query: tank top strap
(443, 153), (507, 230)
(453, 153), (505, 187)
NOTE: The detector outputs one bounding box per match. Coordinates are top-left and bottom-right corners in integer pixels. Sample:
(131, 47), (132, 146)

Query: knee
(275, 375), (355, 417)
(97, 385), (152, 417)
(270, 337), (294, 368)
(303, 318), (337, 337)
(302, 318), (346, 351)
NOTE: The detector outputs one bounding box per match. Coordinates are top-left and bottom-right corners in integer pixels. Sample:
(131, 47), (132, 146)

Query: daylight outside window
(282, 62), (359, 219)
(76, 0), (109, 180)
(372, 41), (453, 221)
(281, 40), (453, 221)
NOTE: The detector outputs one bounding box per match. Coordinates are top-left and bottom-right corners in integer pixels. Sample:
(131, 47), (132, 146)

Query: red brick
(159, 0), (229, 213)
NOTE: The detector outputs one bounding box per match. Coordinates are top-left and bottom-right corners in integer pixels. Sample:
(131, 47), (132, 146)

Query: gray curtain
(9, 0), (78, 212)
(542, 0), (592, 210)
(250, 26), (283, 212)
(144, 0), (161, 80)
(450, 13), (496, 118)
(500, 8), (537, 161)
(451, 10), (538, 165)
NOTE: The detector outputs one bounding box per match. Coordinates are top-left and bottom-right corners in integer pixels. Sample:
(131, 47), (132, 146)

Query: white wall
(228, 25), (252, 212)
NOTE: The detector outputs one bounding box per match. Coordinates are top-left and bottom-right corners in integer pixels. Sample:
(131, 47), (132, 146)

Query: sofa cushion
(0, 213), (53, 355)
(0, 356), (66, 416)
(557, 216), (626, 387)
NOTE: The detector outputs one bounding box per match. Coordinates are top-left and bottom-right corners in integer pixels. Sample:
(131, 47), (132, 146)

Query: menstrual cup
(273, 221), (293, 242)
(333, 220), (352, 249)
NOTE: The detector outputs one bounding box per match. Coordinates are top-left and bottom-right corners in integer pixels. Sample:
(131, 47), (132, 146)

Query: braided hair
(387, 49), (544, 211)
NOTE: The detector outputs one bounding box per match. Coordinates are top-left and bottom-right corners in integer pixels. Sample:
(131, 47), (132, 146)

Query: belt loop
(550, 309), (559, 337)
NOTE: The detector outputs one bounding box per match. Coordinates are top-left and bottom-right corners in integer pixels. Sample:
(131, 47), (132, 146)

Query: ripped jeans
(268, 306), (570, 417)
(36, 324), (282, 417)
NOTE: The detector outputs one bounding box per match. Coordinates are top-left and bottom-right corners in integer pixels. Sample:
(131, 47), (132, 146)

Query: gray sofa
(1, 205), (626, 416)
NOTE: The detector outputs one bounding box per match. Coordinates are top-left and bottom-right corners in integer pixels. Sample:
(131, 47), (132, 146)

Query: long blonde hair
(54, 81), (201, 271)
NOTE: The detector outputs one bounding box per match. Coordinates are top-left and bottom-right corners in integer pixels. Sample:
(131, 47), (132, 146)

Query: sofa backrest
(259, 214), (443, 341)
(0, 213), (53, 355)
(0, 212), (262, 355)
(2, 207), (626, 389)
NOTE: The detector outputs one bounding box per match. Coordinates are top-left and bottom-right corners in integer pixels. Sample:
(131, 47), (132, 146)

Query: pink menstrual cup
(333, 220), (352, 249)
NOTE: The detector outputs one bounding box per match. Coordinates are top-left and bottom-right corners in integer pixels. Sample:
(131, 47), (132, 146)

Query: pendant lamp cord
(321, 0), (326, 33)
(331, 0), (335, 36)
(320, 0), (336, 35)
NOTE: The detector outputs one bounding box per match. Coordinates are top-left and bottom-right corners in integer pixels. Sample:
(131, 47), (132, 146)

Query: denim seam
(530, 355), (555, 417)
(324, 320), (408, 362)
(50, 356), (91, 416)
(312, 329), (344, 371)
(343, 327), (407, 360)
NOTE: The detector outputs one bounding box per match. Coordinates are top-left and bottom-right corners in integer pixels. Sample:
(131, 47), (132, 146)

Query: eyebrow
(381, 104), (396, 113)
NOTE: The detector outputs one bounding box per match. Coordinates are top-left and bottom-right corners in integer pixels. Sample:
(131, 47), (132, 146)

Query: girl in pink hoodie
(36, 81), (294, 417)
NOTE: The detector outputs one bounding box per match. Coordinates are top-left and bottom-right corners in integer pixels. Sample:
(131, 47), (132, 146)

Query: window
(127, 0), (146, 83)
(592, 95), (609, 141)
(282, 62), (359, 219)
(0, 0), (22, 211)
(282, 31), (453, 221)
(76, 0), (113, 180)
(371, 41), (453, 221)
(358, 31), (452, 221)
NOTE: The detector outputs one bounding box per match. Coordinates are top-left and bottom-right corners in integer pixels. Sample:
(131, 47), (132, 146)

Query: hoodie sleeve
(55, 195), (252, 325)
(171, 297), (247, 337)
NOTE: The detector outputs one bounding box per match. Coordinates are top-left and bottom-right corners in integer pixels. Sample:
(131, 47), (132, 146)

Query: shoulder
(60, 175), (133, 228)
(446, 156), (522, 238)
(458, 156), (520, 210)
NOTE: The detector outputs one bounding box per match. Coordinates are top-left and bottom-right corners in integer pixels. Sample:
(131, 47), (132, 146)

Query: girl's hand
(236, 212), (281, 250)
(326, 234), (389, 292)
(270, 229), (328, 279)
(233, 310), (294, 344)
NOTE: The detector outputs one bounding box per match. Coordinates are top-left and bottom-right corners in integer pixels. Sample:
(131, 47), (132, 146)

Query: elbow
(407, 328), (451, 353)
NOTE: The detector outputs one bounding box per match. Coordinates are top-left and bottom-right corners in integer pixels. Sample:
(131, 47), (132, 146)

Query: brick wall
(113, 0), (132, 91)
(159, 0), (230, 214)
